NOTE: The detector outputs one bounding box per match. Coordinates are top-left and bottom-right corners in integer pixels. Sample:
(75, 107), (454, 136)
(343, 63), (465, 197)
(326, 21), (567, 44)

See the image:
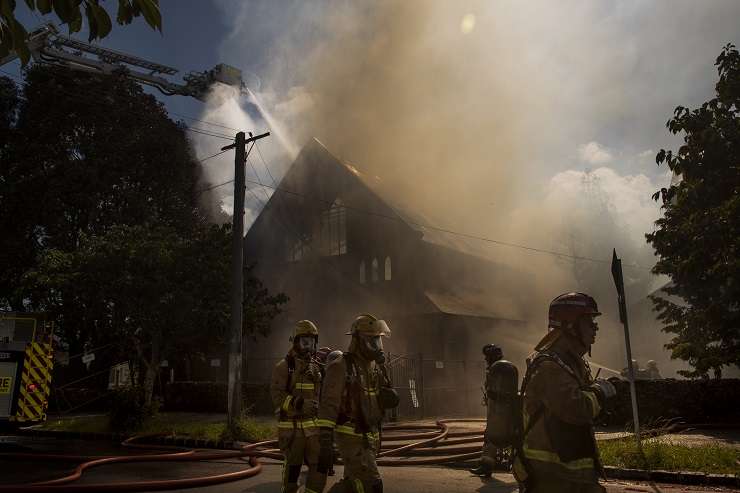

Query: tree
(1, 66), (287, 406)
(1, 0), (161, 65)
(1, 65), (200, 315)
(24, 223), (287, 406)
(646, 44), (740, 379)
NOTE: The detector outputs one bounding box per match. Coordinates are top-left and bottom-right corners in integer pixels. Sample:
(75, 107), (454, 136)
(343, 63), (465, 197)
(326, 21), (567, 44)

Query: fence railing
(241, 354), (487, 419)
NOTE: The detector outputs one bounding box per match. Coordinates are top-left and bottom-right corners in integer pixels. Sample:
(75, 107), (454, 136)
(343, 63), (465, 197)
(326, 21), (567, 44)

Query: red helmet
(548, 292), (601, 332)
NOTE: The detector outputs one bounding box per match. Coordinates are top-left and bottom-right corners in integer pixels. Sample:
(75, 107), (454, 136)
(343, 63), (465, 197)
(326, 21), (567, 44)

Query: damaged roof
(295, 139), (504, 261)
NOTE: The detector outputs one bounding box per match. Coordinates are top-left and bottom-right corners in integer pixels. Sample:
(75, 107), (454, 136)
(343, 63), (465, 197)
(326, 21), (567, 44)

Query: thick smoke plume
(201, 0), (740, 376)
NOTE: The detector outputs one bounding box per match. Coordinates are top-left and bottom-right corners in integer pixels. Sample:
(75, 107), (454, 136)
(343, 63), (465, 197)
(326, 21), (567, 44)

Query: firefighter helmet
(482, 344), (503, 362)
(346, 314), (391, 337)
(548, 292), (601, 331)
(292, 319), (319, 340)
(536, 292), (601, 351)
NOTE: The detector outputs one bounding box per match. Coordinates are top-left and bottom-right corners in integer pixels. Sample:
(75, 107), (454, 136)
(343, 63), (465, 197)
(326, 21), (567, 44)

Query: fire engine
(0, 313), (54, 427)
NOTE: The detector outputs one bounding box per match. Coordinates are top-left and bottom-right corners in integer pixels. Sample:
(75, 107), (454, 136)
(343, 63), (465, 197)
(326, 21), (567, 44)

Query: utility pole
(222, 131), (270, 431)
(611, 249), (641, 450)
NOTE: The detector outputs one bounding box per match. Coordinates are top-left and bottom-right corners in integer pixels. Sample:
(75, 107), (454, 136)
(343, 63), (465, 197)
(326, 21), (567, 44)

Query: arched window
(384, 257), (392, 281)
(359, 261), (366, 284)
(320, 198), (347, 256)
(371, 258), (379, 282)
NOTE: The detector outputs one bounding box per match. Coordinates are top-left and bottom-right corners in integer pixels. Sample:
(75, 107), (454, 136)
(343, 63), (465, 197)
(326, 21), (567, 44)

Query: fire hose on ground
(0, 419), (489, 491)
(2, 417), (682, 491)
(0, 434), (265, 493)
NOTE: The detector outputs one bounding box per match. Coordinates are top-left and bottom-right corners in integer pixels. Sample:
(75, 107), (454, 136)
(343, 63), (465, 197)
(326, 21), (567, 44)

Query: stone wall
(606, 378), (740, 427)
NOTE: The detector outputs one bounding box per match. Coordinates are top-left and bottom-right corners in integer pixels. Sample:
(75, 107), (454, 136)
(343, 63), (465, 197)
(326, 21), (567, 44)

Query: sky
(5, 1), (740, 373)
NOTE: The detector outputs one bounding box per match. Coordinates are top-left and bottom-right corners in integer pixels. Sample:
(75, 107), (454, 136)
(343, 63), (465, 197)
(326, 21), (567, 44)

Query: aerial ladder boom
(0, 23), (247, 101)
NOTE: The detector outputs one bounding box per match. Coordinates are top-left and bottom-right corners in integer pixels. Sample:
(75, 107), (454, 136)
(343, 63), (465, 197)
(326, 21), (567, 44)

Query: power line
(184, 127), (235, 141)
(168, 111), (241, 133)
(195, 173), (648, 271)
(198, 149), (231, 164)
(254, 141), (278, 186)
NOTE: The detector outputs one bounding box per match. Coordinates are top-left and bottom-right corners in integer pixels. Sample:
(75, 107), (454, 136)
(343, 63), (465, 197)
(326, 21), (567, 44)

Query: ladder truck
(0, 22), (249, 100)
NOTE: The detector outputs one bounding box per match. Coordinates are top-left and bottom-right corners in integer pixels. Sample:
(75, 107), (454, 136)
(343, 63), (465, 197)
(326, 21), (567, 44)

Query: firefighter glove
(317, 428), (334, 473)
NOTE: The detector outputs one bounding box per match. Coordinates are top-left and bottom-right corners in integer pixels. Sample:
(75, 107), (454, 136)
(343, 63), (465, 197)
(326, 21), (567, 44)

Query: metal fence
(243, 354), (486, 419)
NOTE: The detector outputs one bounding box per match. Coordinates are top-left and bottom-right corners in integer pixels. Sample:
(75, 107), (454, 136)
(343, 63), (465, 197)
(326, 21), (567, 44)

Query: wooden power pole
(222, 131), (269, 431)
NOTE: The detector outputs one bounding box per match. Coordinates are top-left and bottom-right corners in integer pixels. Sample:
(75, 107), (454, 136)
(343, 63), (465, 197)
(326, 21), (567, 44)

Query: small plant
(108, 386), (160, 432)
(219, 410), (275, 442)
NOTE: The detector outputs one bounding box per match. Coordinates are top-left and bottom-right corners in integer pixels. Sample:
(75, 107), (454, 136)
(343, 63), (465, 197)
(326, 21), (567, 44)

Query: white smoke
(192, 85), (293, 227)
(578, 142), (614, 165)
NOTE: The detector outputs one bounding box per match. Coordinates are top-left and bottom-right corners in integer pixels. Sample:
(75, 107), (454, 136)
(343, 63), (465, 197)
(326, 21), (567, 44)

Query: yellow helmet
(346, 314), (391, 337)
(292, 320), (319, 340)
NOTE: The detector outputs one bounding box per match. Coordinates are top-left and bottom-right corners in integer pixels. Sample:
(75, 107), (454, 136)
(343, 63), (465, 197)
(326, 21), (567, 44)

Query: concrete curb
(603, 466), (738, 488)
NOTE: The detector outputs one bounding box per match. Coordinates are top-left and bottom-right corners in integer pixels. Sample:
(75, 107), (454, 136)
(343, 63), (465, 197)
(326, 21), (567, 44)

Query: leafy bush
(108, 387), (160, 432)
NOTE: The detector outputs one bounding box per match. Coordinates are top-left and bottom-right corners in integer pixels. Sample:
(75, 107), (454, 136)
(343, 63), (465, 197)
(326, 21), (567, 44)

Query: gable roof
(250, 138), (504, 262)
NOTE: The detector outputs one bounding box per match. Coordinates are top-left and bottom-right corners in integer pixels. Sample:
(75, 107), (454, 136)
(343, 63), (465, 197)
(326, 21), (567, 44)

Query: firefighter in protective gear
(513, 292), (616, 493)
(317, 314), (393, 493)
(470, 344), (505, 477)
(270, 320), (326, 493)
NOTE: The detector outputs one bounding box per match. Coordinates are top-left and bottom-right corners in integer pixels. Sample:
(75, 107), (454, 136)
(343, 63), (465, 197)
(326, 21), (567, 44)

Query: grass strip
(599, 437), (740, 475)
(40, 412), (276, 442)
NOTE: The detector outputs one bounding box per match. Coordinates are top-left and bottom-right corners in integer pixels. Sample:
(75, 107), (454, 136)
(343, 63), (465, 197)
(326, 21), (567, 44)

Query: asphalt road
(0, 435), (736, 493)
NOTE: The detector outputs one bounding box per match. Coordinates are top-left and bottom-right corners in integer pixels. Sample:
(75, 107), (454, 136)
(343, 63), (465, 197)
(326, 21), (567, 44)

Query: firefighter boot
(469, 462), (493, 477)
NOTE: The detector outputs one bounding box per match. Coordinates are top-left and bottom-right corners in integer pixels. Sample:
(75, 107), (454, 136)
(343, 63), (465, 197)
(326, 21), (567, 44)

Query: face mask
(295, 336), (317, 356)
(359, 335), (385, 363)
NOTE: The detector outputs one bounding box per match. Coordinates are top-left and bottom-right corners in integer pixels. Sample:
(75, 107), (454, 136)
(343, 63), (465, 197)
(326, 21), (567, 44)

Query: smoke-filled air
(191, 0), (740, 377)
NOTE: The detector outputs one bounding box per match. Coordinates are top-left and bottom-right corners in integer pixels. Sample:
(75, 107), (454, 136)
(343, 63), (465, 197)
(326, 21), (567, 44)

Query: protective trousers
(328, 433), (382, 493)
(279, 433), (326, 493)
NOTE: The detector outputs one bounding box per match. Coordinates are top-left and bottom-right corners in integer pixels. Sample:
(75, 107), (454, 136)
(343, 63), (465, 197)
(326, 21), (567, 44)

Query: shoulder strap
(285, 353), (295, 393)
(518, 351), (579, 441)
(521, 351), (578, 394)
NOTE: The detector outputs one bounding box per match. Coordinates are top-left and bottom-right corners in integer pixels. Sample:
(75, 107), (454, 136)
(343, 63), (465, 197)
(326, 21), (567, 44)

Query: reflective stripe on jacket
(270, 351), (322, 437)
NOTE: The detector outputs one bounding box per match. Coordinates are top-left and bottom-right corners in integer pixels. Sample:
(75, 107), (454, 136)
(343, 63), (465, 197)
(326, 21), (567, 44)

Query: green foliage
(42, 412), (277, 442)
(108, 385), (160, 432)
(0, 0), (162, 65)
(599, 437), (740, 475)
(0, 66), (287, 406)
(646, 44), (740, 379)
(220, 410), (276, 442)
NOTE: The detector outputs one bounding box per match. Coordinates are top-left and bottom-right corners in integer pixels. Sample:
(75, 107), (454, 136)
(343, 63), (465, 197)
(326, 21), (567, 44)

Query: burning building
(243, 139), (530, 400)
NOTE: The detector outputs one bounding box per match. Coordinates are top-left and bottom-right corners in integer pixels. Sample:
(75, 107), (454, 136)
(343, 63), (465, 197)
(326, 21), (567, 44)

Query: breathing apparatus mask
(358, 334), (386, 364)
(294, 335), (317, 358)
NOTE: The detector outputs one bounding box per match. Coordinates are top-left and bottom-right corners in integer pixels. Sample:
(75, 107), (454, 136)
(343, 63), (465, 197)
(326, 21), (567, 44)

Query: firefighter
(513, 292), (616, 493)
(470, 343), (505, 477)
(317, 314), (396, 493)
(644, 360), (662, 380)
(270, 320), (326, 493)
